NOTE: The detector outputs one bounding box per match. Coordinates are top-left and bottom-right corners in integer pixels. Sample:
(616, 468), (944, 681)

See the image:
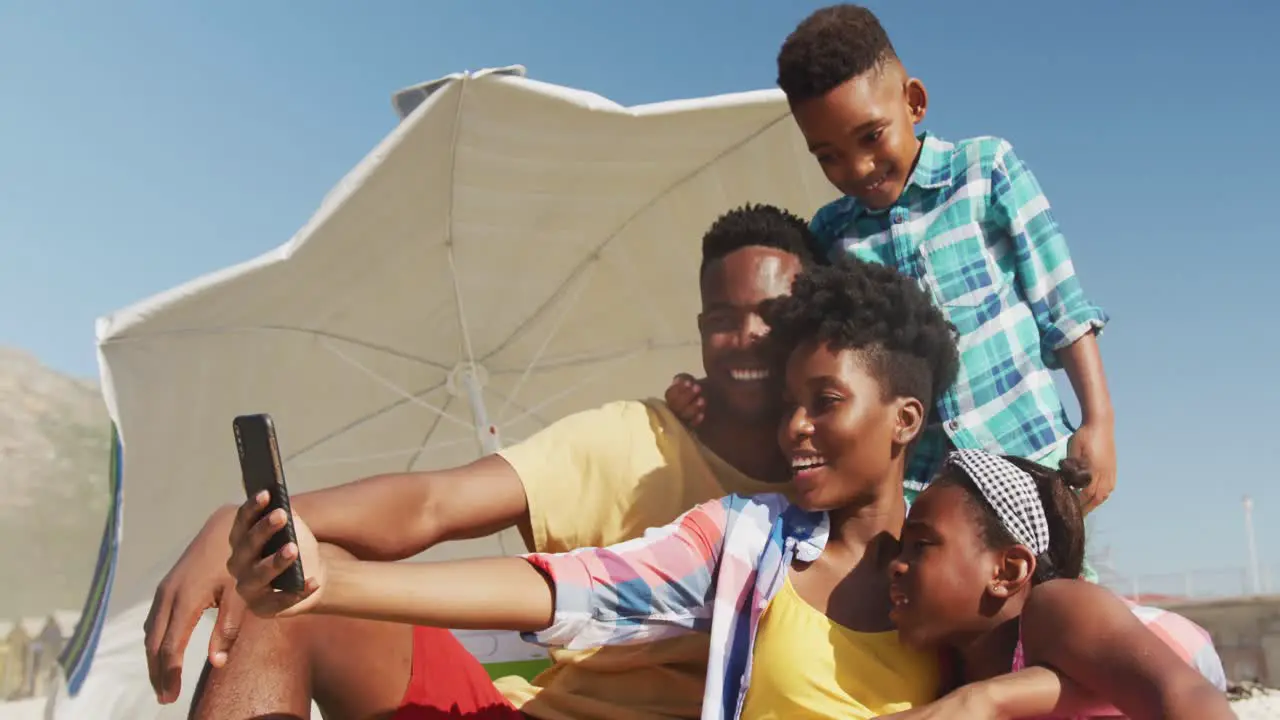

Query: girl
(884, 450), (1231, 719)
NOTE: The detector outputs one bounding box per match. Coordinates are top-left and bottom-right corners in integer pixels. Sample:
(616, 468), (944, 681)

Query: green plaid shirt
(810, 133), (1108, 498)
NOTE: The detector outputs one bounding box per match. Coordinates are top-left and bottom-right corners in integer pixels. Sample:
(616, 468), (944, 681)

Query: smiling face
(790, 63), (928, 210)
(777, 339), (923, 512)
(887, 477), (1039, 650)
(886, 482), (998, 648)
(698, 246), (803, 421)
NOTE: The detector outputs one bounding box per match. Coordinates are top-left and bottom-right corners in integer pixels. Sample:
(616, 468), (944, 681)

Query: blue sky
(1, 1), (1276, 584)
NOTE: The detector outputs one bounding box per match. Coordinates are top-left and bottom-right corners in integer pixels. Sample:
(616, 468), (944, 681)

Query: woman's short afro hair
(777, 4), (898, 106)
(763, 256), (958, 409)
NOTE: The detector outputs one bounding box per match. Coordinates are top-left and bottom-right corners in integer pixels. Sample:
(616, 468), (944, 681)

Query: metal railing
(1099, 564), (1279, 603)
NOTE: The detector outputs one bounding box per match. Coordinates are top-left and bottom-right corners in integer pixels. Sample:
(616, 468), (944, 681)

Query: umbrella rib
(604, 241), (676, 339)
(485, 384), (555, 428)
(486, 340), (698, 374)
(100, 324), (453, 372)
(500, 349), (648, 429)
(283, 378), (449, 462)
(447, 248), (481, 402)
(443, 73), (485, 436)
(477, 110), (792, 364)
(321, 338), (473, 432)
(291, 436), (476, 469)
(404, 394), (455, 472)
(494, 265), (595, 425)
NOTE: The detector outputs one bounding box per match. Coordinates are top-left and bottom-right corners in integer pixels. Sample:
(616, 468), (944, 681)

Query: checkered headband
(944, 449), (1050, 556)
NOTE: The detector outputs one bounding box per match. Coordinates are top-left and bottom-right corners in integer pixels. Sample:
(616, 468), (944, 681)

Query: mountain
(0, 347), (112, 619)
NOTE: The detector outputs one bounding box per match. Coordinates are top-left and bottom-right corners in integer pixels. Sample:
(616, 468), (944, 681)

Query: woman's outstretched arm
(320, 555), (556, 630)
(230, 490), (737, 649)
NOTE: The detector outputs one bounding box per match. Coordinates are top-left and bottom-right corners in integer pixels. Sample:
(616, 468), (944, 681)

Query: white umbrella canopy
(51, 66), (837, 718)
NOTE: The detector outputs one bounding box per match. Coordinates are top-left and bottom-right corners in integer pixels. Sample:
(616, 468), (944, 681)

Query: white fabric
(50, 66), (837, 719)
(945, 449), (1050, 556)
(0, 698), (47, 720)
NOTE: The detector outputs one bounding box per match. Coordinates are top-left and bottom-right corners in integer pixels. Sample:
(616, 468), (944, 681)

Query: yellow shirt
(494, 398), (786, 720)
(740, 578), (939, 719)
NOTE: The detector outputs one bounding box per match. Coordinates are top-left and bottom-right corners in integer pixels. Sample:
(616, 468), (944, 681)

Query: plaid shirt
(809, 133), (1108, 496)
(523, 493), (829, 720)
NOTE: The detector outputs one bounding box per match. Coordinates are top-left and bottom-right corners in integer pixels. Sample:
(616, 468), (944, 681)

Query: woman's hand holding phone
(228, 491), (325, 618)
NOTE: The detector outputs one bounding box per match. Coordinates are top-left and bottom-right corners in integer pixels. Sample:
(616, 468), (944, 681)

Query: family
(143, 6), (1233, 719)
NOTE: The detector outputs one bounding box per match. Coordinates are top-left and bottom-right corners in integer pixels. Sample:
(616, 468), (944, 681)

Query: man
(143, 204), (813, 720)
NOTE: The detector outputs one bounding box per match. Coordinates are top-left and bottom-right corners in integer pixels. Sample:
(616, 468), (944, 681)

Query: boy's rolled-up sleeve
(990, 140), (1109, 369)
(519, 496), (731, 651)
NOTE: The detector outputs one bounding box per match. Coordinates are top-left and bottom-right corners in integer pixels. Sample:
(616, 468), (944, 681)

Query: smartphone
(232, 413), (306, 593)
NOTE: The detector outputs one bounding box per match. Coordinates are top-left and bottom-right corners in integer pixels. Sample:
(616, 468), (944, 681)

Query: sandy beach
(1233, 685), (1280, 719)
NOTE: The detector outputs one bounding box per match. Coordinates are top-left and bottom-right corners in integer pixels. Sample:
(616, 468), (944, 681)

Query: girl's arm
(882, 666), (1106, 719)
(1021, 581), (1233, 720)
(233, 491), (734, 649)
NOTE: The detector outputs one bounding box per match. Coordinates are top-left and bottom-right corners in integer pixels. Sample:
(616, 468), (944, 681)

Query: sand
(1232, 685), (1280, 719)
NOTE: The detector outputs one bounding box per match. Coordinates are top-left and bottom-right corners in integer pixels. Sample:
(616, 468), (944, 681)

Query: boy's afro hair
(777, 4), (898, 105)
(700, 203), (815, 278)
(763, 256), (958, 408)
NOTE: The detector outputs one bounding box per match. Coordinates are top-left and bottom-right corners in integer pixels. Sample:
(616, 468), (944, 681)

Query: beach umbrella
(47, 65), (836, 719)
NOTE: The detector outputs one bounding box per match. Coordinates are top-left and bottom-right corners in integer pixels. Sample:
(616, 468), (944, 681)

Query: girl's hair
(937, 456), (1092, 584)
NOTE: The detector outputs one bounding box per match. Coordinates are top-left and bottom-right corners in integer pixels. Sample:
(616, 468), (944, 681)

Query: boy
(669, 5), (1115, 536)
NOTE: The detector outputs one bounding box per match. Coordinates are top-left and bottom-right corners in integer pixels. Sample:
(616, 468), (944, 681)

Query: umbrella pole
(461, 367), (503, 455)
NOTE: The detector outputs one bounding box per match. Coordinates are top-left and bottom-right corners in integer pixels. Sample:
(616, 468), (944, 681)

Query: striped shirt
(809, 134), (1109, 495)
(524, 493), (828, 720)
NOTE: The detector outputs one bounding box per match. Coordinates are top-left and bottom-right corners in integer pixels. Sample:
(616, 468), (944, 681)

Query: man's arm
(293, 454), (531, 560)
(145, 454), (530, 702)
(147, 400), (639, 702)
(190, 453), (529, 566)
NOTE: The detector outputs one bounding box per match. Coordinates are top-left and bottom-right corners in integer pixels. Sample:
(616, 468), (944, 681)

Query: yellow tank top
(740, 577), (939, 719)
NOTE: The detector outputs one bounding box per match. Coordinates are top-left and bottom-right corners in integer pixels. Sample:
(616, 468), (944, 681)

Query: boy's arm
(990, 140), (1109, 365)
(1021, 582), (1235, 720)
(990, 140), (1115, 509)
(665, 373), (707, 427)
(1059, 333), (1116, 511)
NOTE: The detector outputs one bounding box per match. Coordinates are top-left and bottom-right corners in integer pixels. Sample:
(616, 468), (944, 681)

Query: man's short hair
(700, 203), (815, 278)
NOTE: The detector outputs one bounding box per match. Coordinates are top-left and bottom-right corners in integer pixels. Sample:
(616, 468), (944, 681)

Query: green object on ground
(484, 657), (552, 682)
